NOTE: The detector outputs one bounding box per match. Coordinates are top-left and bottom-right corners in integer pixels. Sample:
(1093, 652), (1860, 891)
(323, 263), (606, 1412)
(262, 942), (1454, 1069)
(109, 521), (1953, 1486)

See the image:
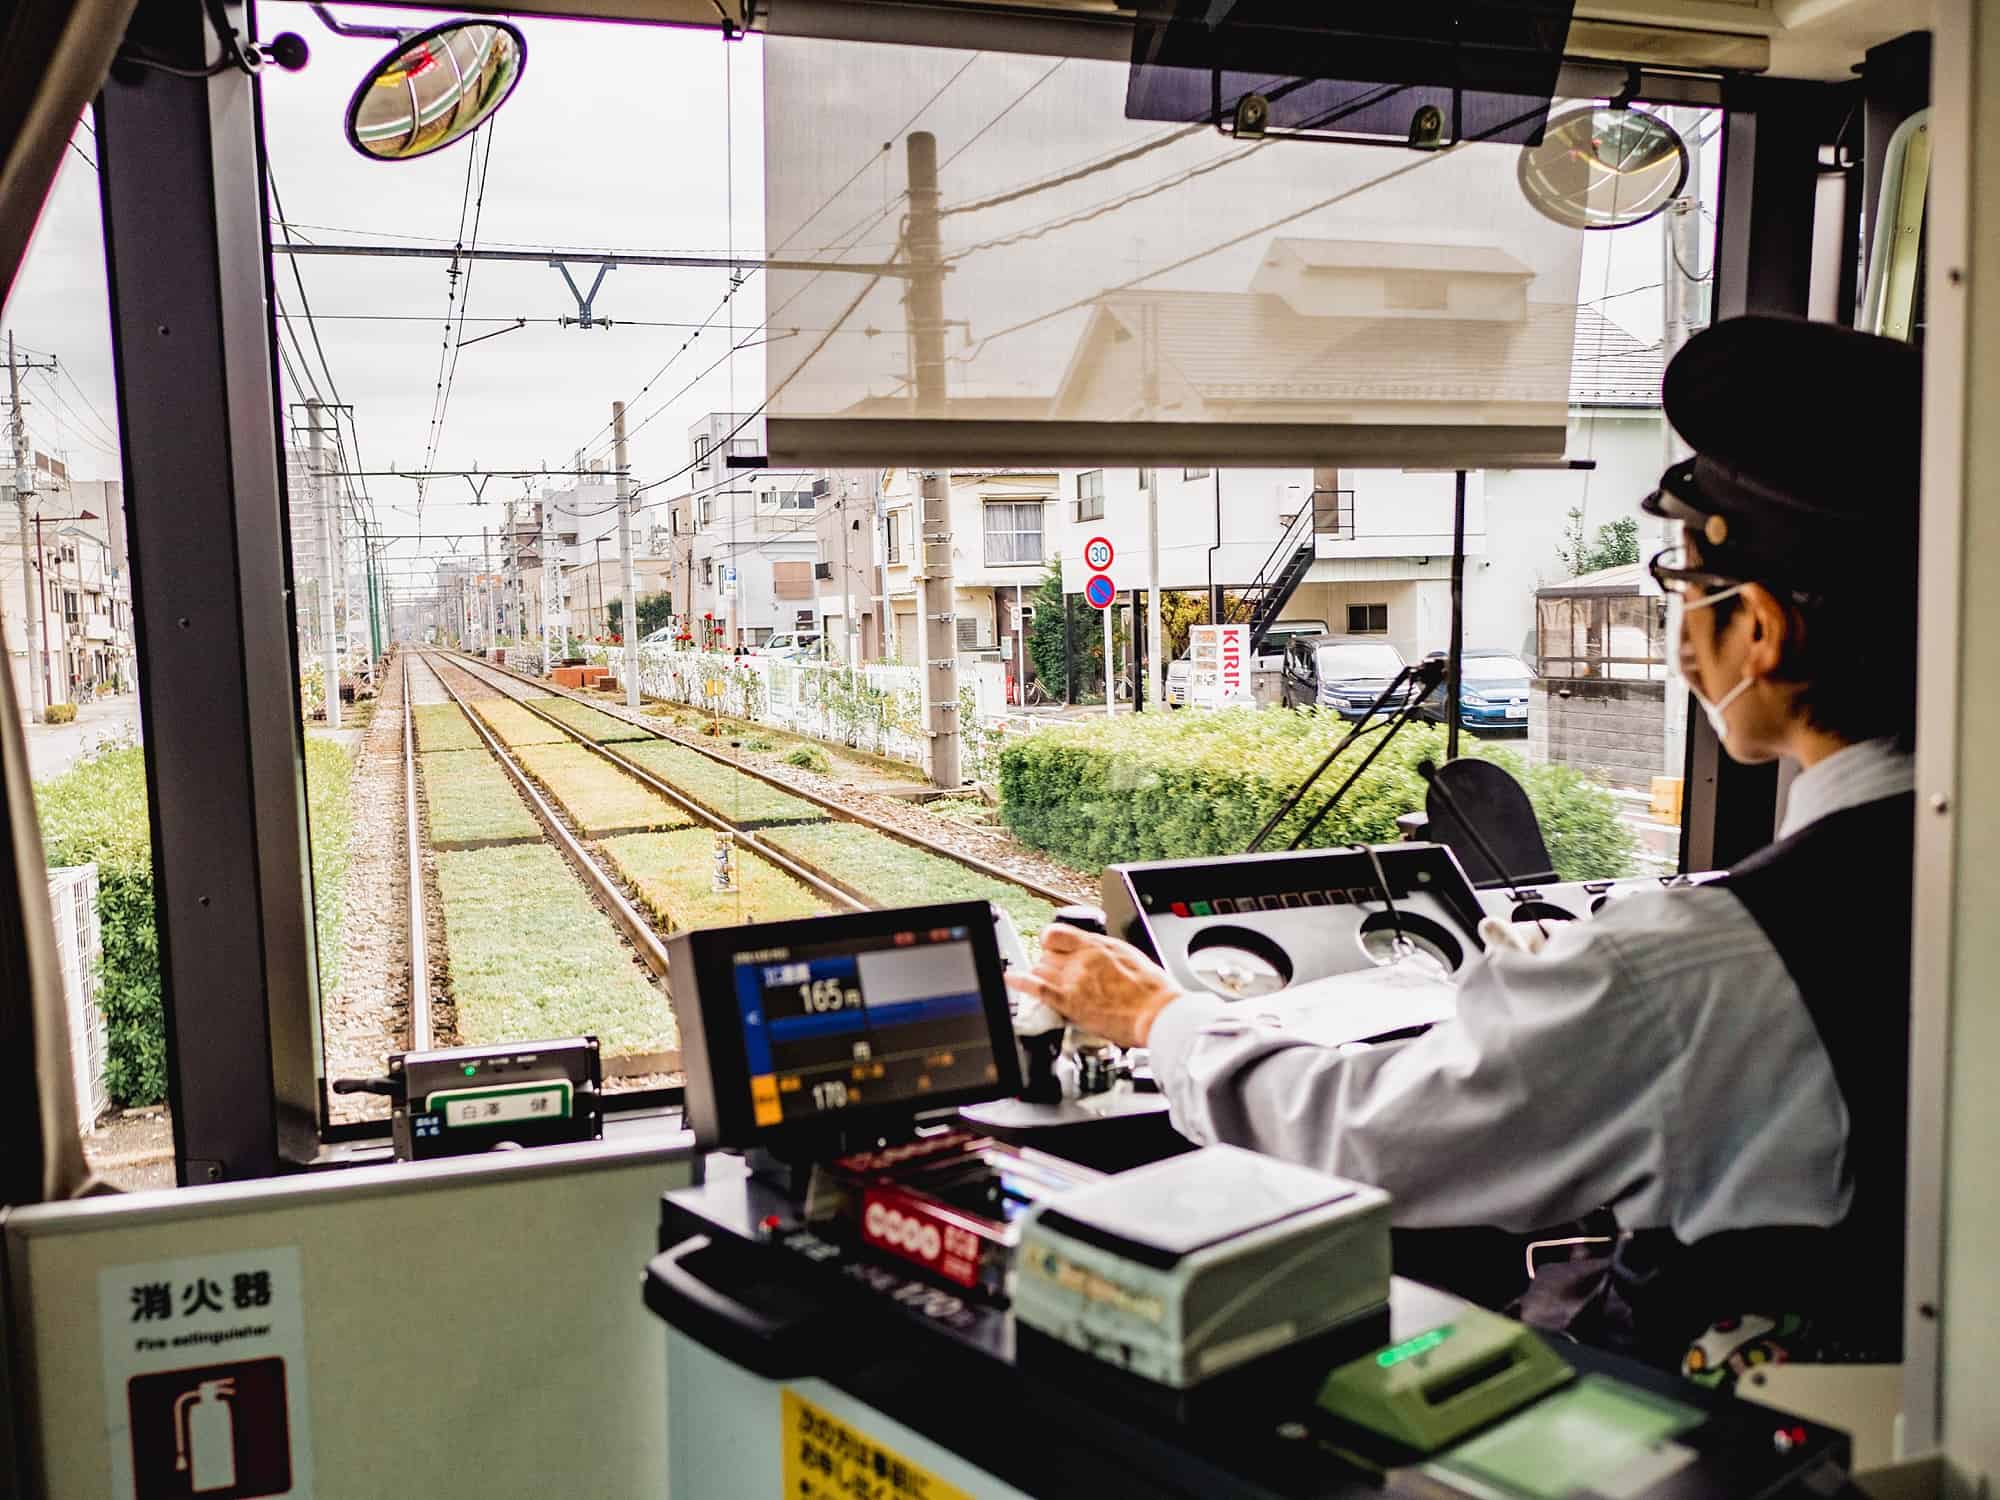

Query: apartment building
(1, 467), (135, 713)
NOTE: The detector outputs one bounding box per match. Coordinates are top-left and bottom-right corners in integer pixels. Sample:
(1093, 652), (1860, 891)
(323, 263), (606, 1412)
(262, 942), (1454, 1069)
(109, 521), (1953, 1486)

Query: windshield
(1463, 655), (1532, 681)
(1316, 644), (1405, 679)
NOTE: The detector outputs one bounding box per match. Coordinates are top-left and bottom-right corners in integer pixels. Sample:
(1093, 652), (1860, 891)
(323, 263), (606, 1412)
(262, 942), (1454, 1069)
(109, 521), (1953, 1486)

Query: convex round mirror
(1517, 106), (1689, 230)
(345, 19), (526, 162)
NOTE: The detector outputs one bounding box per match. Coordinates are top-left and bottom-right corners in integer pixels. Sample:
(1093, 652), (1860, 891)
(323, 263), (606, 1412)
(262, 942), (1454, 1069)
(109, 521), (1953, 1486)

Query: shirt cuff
(1144, 992), (1234, 1083)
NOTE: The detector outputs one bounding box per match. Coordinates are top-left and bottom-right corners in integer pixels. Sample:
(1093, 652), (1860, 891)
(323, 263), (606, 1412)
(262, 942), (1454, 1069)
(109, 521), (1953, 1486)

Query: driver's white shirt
(1145, 739), (1914, 1240)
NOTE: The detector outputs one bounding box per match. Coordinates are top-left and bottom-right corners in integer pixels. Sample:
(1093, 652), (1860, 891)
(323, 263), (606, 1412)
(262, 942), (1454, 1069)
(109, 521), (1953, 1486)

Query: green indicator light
(463, 1064), (477, 1076)
(1377, 1326), (1453, 1368)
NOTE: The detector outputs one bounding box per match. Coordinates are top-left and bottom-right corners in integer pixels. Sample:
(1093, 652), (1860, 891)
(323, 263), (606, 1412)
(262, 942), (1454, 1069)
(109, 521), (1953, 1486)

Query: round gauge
(1186, 925), (1293, 1000)
(1355, 910), (1466, 977)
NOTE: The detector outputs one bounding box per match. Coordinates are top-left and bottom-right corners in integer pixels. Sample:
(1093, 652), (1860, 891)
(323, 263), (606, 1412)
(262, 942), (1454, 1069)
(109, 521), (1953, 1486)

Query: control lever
(1011, 906), (1130, 1103)
(331, 1076), (402, 1099)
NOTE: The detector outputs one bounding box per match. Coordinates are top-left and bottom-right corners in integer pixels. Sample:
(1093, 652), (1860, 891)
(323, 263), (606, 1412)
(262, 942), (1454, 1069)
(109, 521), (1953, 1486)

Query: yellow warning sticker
(783, 1388), (974, 1500)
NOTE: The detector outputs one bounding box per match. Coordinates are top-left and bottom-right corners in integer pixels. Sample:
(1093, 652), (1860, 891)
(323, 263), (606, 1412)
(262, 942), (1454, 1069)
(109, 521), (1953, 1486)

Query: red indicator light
(1170, 902), (1190, 917)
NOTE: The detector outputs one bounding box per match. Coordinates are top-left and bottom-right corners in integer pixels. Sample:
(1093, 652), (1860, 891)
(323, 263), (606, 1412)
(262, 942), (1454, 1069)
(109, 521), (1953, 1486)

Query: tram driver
(1006, 316), (1923, 1376)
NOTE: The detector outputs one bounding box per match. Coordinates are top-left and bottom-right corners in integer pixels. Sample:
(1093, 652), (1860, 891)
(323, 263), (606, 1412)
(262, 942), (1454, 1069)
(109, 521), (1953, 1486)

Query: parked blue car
(1420, 648), (1533, 732)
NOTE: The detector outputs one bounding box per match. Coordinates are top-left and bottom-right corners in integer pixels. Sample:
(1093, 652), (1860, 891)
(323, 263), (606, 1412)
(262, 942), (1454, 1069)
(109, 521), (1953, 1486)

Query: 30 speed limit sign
(1083, 536), (1114, 572)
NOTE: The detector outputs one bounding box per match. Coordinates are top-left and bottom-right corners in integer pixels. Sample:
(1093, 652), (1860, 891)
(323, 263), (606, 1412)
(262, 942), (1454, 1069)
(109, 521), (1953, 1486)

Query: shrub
(36, 748), (160, 1105)
(782, 745), (832, 775)
(42, 702), (77, 725)
(34, 739), (357, 1107)
(997, 709), (1638, 882)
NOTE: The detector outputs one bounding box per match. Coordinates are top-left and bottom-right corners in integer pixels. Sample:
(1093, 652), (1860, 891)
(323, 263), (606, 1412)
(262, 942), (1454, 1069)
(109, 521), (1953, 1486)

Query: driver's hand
(1004, 925), (1183, 1050)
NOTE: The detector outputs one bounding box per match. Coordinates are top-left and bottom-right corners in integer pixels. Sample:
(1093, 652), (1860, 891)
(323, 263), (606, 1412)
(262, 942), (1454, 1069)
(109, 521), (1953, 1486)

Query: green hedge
(35, 737), (355, 1107)
(997, 710), (1638, 882)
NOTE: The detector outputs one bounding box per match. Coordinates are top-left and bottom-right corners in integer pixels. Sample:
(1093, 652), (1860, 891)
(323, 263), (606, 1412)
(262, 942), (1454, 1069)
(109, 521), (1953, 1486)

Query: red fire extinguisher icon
(173, 1378), (238, 1493)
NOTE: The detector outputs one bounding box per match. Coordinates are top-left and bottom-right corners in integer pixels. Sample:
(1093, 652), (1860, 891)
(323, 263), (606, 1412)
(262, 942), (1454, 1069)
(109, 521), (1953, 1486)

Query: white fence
(583, 646), (1024, 781)
(49, 863), (108, 1122)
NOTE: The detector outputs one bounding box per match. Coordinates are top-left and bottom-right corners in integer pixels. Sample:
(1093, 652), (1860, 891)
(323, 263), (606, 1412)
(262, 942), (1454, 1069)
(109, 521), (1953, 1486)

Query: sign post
(1086, 571), (1116, 718)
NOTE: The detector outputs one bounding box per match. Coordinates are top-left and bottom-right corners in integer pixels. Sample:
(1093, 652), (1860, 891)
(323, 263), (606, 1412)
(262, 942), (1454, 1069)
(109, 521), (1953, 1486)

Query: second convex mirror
(345, 19), (526, 162)
(1517, 107), (1689, 230)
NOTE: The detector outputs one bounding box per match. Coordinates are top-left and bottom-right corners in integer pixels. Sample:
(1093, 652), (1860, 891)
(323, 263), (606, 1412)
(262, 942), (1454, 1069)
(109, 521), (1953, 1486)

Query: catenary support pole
(615, 399), (639, 708)
(309, 399), (340, 728)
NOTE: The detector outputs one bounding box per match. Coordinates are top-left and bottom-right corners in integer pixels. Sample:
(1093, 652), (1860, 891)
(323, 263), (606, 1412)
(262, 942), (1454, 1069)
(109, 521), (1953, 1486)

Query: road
(26, 692), (142, 781)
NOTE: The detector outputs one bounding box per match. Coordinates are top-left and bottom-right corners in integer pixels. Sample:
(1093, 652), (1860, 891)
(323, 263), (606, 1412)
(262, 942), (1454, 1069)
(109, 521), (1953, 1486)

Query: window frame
(1345, 602), (1389, 634)
(982, 498), (1046, 567)
(1075, 469), (1104, 522)
(68, 7), (1757, 1187)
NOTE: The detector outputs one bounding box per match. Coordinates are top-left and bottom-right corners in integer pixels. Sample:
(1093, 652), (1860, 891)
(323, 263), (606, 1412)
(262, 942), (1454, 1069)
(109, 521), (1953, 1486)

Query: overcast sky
(3, 8), (1709, 600)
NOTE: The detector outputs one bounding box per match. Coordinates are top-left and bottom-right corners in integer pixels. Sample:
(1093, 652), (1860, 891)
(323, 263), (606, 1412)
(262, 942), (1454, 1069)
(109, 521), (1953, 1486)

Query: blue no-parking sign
(1085, 574), (1116, 610)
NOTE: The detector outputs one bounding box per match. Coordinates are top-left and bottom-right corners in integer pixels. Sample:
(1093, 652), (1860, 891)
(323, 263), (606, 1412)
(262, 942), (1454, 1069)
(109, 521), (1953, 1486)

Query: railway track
(395, 647), (1066, 1091)
(447, 650), (1073, 912)
(403, 651), (680, 1080)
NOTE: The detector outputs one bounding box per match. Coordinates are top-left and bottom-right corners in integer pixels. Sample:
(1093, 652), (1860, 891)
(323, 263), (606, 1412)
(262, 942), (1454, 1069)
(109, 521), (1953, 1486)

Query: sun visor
(1125, 0), (1576, 148)
(761, 36), (1589, 469)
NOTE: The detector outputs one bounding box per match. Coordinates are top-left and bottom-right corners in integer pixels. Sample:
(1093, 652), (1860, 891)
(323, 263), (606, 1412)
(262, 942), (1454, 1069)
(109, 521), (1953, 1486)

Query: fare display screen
(732, 923), (1002, 1128)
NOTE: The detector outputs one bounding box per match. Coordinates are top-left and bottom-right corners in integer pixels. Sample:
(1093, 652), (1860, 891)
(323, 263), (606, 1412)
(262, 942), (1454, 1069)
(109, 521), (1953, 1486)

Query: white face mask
(1672, 582), (1754, 741)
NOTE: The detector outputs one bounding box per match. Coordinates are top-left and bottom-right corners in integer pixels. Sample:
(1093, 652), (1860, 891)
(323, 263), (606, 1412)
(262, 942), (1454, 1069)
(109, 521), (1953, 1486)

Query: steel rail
(432, 654), (869, 916)
(415, 655), (678, 984)
(401, 652), (431, 1050)
(453, 651), (1078, 909)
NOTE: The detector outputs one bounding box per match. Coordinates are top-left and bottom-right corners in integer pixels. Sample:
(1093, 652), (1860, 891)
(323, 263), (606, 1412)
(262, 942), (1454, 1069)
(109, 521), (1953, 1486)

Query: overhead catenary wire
(562, 51), (989, 474)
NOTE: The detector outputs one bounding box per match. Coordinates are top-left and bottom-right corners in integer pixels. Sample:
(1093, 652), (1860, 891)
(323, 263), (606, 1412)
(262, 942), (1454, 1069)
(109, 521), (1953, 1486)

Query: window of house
(1184, 466), (1211, 481)
(729, 437), (761, 459)
(693, 434), (712, 470)
(885, 510), (904, 564)
(1075, 469), (1104, 522)
(703, 558), (715, 586)
(698, 494), (715, 527)
(1346, 603), (1388, 633)
(774, 489), (813, 511)
(62, 590), (80, 624)
(983, 501), (1045, 566)
(772, 560), (813, 599)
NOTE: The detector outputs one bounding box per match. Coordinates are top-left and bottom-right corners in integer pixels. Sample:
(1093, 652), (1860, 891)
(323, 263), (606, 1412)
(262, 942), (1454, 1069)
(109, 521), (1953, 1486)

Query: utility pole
(307, 399), (340, 728)
(8, 332), (54, 721)
(615, 399), (639, 708)
(907, 132), (961, 786)
(838, 485), (858, 670)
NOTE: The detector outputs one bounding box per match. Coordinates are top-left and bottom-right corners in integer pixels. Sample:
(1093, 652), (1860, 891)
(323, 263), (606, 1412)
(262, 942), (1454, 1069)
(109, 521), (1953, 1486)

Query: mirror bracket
(309, 3), (406, 42)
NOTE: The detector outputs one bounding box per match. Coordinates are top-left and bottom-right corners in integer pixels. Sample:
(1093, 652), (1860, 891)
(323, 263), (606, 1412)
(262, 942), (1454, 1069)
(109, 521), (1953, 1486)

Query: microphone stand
(1246, 659), (1448, 853)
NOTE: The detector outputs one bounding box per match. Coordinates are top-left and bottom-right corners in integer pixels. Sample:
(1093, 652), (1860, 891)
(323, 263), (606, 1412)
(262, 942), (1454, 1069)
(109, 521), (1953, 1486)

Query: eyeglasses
(1647, 545), (1743, 599)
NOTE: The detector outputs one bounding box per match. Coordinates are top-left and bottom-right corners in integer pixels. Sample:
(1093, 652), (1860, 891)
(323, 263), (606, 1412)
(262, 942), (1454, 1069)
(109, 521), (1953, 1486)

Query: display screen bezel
(676, 901), (1021, 1151)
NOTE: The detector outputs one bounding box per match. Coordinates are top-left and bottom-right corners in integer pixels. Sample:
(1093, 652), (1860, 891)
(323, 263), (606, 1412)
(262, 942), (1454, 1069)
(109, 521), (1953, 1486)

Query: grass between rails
(411, 702), (486, 754)
(530, 694), (659, 743)
(602, 828), (828, 932)
(432, 844), (675, 1056)
(617, 739), (829, 826)
(761, 821), (1057, 941)
(420, 748), (542, 847)
(514, 743), (694, 836)
(468, 697), (574, 747)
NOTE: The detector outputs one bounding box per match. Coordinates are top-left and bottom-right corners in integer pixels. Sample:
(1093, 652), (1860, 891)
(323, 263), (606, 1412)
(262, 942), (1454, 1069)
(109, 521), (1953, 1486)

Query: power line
(419, 124), (498, 514)
(563, 51), (989, 474)
(67, 139), (96, 172)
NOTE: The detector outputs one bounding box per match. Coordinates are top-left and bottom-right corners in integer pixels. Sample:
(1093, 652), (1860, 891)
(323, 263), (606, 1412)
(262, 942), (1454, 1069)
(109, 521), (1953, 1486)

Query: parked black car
(1279, 635), (1415, 717)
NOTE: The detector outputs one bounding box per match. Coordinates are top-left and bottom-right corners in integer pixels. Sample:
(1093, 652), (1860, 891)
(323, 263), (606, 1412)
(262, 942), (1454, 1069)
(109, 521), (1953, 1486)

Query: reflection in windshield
(1317, 644), (1404, 678)
(1462, 655), (1531, 681)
